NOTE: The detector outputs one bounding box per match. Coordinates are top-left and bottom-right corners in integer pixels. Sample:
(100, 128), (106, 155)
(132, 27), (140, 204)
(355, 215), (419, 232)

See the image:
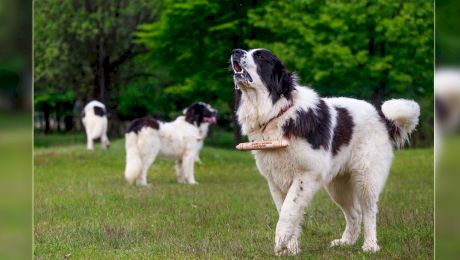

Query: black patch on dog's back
(331, 107), (354, 156)
(376, 106), (399, 141)
(126, 117), (160, 134)
(94, 106), (106, 117)
(435, 95), (449, 124)
(253, 49), (295, 104)
(282, 99), (331, 150)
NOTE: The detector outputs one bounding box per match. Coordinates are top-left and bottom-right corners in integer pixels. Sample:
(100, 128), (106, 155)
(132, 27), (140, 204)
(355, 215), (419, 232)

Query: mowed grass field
(34, 136), (433, 259)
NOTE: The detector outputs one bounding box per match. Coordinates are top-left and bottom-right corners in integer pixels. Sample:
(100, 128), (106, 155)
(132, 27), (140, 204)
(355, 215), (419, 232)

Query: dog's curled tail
(124, 132), (142, 184)
(380, 99), (420, 148)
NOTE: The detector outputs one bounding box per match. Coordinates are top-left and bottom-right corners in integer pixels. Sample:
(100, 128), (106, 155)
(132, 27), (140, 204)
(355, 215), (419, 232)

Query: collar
(259, 101), (293, 133)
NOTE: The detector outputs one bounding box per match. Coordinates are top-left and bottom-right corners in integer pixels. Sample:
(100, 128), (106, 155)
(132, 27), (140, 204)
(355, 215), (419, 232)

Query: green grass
(34, 138), (433, 259)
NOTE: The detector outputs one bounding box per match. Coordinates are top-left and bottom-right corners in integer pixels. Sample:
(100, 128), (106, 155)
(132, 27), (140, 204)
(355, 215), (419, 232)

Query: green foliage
(135, 0), (261, 123)
(34, 139), (433, 258)
(436, 0), (460, 65)
(137, 0), (433, 145)
(34, 0), (163, 103)
(35, 0), (433, 144)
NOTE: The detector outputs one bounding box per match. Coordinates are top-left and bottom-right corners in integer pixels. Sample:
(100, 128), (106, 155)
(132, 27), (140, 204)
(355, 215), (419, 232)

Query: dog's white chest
(254, 149), (300, 192)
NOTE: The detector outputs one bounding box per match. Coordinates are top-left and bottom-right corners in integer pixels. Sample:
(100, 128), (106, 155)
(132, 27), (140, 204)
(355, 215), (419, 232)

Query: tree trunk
(98, 36), (106, 104)
(43, 104), (50, 134)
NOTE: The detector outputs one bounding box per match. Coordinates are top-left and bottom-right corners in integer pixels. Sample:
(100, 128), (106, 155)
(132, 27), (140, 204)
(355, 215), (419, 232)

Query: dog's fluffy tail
(124, 132), (142, 184)
(380, 99), (420, 148)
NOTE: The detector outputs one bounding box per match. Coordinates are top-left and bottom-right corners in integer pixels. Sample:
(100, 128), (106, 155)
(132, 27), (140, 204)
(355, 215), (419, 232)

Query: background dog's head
(230, 48), (296, 103)
(436, 69), (460, 133)
(184, 102), (217, 126)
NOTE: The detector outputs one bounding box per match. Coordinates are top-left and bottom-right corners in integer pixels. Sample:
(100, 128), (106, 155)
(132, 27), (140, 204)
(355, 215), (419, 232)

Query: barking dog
(230, 49), (420, 256)
(124, 102), (217, 186)
(82, 100), (110, 150)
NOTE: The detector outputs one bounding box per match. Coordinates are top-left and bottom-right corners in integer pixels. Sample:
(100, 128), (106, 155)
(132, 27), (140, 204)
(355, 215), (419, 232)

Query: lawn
(34, 136), (433, 259)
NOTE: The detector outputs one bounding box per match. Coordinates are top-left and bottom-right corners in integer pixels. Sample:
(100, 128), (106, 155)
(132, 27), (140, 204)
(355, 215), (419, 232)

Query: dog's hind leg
(85, 127), (94, 151)
(137, 149), (158, 186)
(125, 133), (142, 184)
(326, 173), (361, 247)
(136, 130), (160, 186)
(175, 160), (185, 183)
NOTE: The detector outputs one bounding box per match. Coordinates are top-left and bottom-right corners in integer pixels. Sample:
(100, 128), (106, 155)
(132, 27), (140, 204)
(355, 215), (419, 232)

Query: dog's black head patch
(93, 106), (106, 117)
(126, 117), (160, 134)
(184, 102), (217, 126)
(331, 107), (354, 156)
(282, 99), (331, 150)
(252, 49), (295, 103)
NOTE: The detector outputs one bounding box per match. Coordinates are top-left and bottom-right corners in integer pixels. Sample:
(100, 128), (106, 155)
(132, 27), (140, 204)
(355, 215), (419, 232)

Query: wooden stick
(236, 140), (289, 151)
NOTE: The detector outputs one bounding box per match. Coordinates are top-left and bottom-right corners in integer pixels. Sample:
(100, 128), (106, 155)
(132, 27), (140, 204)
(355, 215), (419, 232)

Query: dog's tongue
(204, 116), (216, 123)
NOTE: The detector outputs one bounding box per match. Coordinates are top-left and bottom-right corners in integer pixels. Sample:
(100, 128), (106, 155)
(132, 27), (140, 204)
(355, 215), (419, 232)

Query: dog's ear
(185, 104), (203, 126)
(268, 65), (295, 103)
(257, 53), (295, 103)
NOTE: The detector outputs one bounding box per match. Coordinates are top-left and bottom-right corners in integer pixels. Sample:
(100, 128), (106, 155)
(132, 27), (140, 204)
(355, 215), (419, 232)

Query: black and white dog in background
(82, 100), (110, 150)
(230, 49), (420, 256)
(435, 69), (460, 156)
(124, 102), (217, 186)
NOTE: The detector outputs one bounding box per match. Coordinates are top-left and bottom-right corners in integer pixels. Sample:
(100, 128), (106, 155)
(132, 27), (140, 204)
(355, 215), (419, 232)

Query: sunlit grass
(34, 138), (433, 258)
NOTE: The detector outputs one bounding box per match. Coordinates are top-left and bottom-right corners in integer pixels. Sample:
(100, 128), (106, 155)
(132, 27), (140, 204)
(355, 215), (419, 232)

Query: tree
(34, 0), (163, 132)
(137, 0), (433, 146)
(136, 0), (266, 143)
(247, 0), (433, 145)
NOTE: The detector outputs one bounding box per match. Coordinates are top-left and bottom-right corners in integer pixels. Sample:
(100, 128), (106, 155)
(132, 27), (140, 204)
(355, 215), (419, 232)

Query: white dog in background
(81, 100), (110, 150)
(124, 102), (217, 186)
(435, 69), (460, 157)
(230, 49), (419, 256)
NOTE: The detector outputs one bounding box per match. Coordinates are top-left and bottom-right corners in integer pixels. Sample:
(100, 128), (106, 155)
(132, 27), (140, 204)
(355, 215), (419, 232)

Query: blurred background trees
(34, 0), (433, 147)
(436, 0), (460, 66)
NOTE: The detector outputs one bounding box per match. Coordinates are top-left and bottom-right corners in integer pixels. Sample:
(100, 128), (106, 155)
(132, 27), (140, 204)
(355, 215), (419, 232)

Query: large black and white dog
(230, 49), (420, 256)
(82, 100), (110, 150)
(124, 102), (217, 186)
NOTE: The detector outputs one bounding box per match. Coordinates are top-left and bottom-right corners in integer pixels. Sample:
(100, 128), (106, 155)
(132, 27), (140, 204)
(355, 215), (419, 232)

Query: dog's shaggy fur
(124, 102), (217, 186)
(230, 49), (420, 256)
(81, 100), (110, 150)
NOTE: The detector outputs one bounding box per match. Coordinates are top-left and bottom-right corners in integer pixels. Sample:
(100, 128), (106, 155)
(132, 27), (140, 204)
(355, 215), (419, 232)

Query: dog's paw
(136, 182), (152, 188)
(274, 236), (300, 256)
(188, 181), (199, 185)
(362, 242), (380, 253)
(330, 238), (353, 247)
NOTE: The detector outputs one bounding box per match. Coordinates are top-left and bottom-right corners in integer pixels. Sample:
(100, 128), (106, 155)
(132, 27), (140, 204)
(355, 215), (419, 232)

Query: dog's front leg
(267, 179), (285, 214)
(274, 175), (322, 256)
(182, 152), (198, 185)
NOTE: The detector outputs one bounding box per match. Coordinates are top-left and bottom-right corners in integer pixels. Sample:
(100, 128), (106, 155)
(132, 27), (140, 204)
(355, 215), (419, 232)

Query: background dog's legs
(135, 130), (160, 186)
(175, 160), (185, 183)
(137, 150), (158, 186)
(85, 128), (93, 151)
(182, 153), (197, 184)
(326, 174), (362, 247)
(101, 134), (110, 150)
(356, 172), (382, 253)
(267, 179), (285, 214)
(275, 176), (321, 256)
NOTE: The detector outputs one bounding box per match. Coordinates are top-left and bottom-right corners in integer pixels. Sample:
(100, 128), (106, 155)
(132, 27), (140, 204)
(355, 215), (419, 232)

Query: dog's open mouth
(233, 61), (242, 73)
(203, 116), (216, 124)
